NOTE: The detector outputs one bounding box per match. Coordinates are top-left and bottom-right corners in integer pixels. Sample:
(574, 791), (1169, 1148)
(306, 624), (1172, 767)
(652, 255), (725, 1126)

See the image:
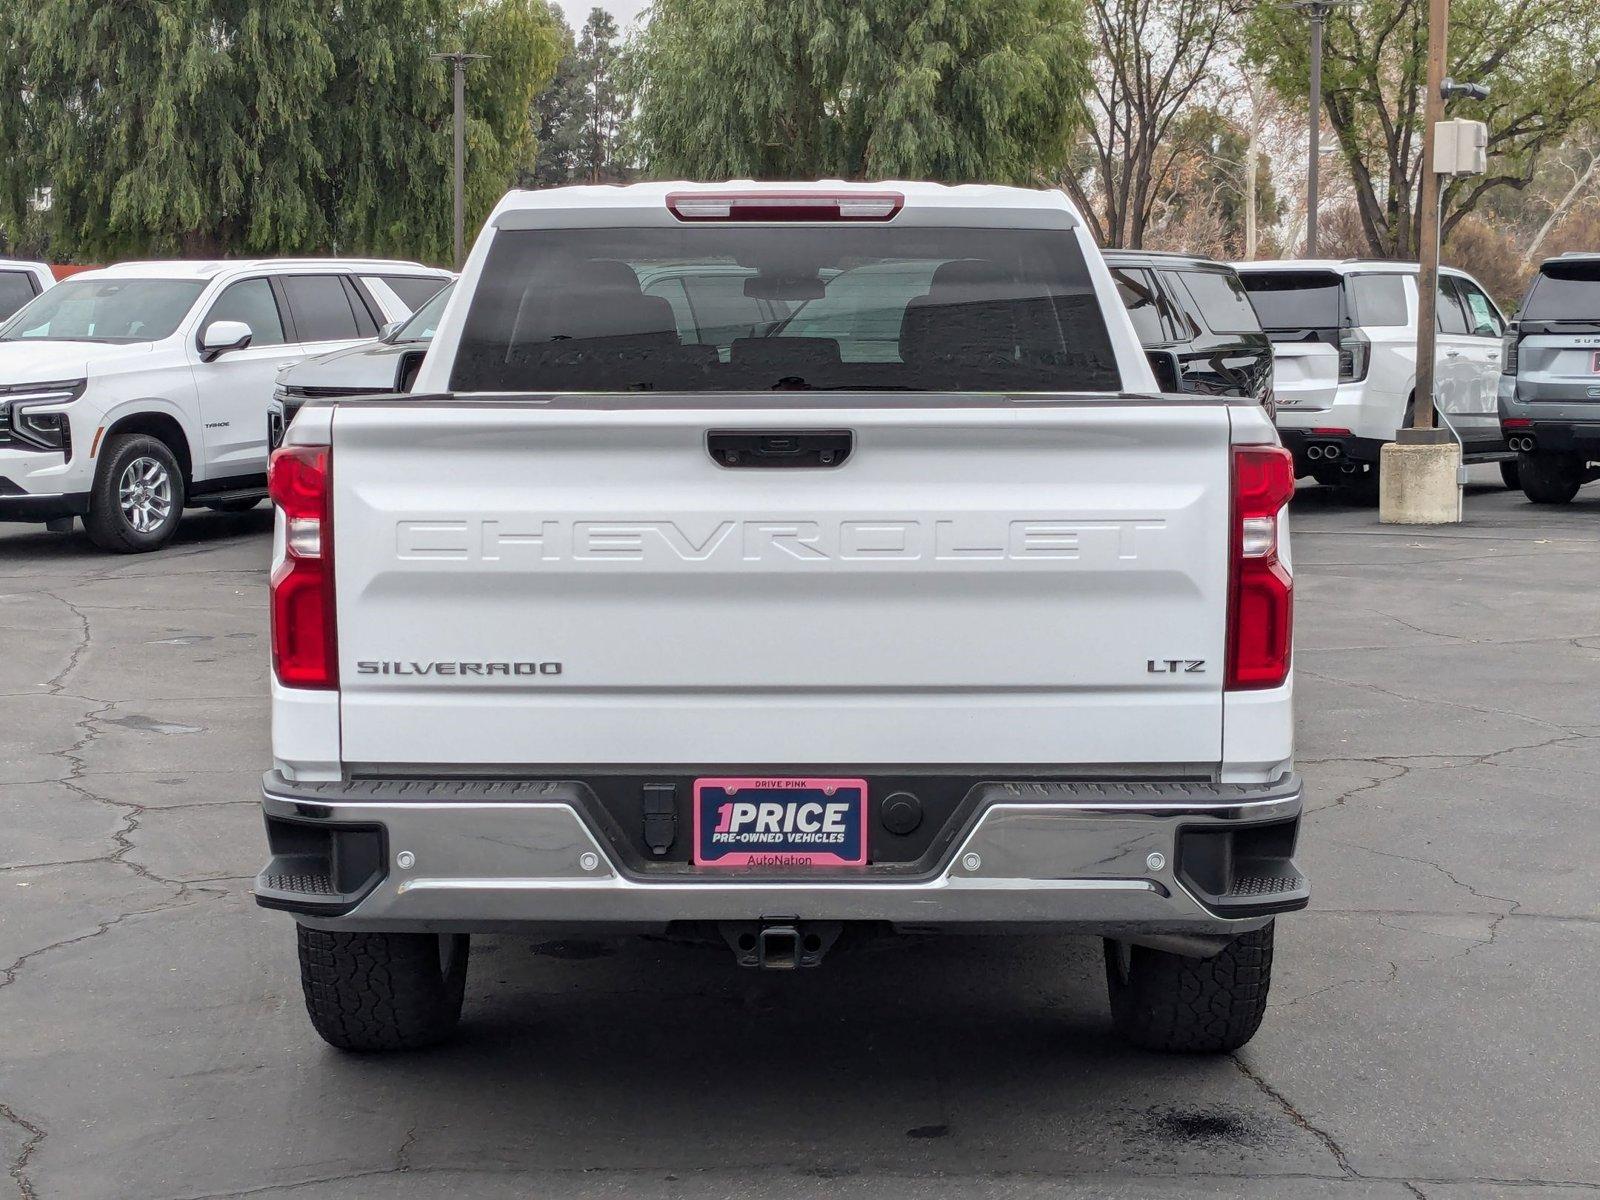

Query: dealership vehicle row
(2, 181), (1599, 1198)
(4, 223), (1599, 554)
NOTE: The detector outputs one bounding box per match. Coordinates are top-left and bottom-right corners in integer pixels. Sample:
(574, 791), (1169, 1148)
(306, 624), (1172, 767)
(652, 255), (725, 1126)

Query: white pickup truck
(257, 182), (1304, 1055)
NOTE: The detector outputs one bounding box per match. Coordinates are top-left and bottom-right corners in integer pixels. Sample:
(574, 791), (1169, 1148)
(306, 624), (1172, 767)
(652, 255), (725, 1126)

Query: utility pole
(1412, 0), (1449, 433)
(431, 51), (488, 271)
(1288, 0), (1349, 256)
(1380, 0), (1491, 525)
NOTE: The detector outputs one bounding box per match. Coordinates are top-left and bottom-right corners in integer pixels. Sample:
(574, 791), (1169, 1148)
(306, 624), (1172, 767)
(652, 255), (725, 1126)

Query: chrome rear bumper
(257, 773), (1306, 936)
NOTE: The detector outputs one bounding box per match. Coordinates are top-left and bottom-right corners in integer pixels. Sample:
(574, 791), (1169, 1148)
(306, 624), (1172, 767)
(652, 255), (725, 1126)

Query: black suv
(1499, 253), (1600, 503)
(1104, 250), (1274, 408)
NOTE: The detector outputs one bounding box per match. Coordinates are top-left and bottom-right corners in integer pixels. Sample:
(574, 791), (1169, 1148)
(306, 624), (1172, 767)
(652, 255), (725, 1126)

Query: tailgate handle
(709, 429), (853, 469)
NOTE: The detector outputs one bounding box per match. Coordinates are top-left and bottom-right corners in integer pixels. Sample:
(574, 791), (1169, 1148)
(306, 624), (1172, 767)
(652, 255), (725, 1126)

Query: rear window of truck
(449, 226), (1121, 394)
(1523, 261), (1600, 320)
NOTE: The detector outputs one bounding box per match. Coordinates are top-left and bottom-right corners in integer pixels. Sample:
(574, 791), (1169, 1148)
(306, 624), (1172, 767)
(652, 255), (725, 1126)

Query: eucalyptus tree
(628, 0), (1093, 184)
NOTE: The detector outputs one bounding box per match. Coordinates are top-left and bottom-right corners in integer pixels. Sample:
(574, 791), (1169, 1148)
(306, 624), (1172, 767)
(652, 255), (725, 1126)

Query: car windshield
(1238, 271), (1344, 335)
(1523, 261), (1600, 321)
(393, 281), (454, 343)
(450, 225), (1121, 394)
(0, 278), (206, 343)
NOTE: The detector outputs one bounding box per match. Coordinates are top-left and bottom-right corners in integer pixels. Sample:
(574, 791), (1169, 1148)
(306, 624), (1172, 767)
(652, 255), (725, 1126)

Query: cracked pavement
(2, 469), (1598, 1199)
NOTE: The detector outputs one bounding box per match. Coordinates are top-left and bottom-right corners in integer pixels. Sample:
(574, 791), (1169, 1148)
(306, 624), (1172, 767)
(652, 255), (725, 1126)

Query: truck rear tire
(1518, 451), (1583, 505)
(297, 926), (469, 1052)
(1499, 459), (1520, 490)
(1104, 922), (1273, 1053)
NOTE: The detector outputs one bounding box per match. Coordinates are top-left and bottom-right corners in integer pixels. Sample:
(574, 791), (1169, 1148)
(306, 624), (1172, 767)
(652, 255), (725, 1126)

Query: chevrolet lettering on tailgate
(395, 516), (1168, 565)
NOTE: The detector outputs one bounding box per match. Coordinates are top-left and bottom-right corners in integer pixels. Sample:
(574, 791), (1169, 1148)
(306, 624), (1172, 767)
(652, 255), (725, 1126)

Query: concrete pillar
(1379, 431), (1462, 524)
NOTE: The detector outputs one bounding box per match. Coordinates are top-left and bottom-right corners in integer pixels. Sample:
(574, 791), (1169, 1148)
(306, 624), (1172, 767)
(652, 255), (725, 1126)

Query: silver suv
(1499, 253), (1600, 503)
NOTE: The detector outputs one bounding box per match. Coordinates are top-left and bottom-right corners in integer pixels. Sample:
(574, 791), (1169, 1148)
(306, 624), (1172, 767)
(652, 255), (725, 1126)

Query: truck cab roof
(489, 180), (1087, 225)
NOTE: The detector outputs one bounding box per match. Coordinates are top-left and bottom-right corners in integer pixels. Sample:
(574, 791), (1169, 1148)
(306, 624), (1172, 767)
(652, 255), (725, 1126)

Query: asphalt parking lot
(2, 467), (1598, 1200)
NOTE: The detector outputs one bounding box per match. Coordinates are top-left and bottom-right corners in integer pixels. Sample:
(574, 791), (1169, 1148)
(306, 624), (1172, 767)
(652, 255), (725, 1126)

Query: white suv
(0, 258), (450, 551)
(0, 260), (55, 322)
(1234, 259), (1510, 488)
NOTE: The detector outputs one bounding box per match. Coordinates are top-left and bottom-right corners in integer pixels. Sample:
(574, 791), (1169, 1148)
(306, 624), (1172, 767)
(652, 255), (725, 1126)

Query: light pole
(1287, 0), (1350, 256)
(1379, 0), (1490, 525)
(431, 51), (488, 270)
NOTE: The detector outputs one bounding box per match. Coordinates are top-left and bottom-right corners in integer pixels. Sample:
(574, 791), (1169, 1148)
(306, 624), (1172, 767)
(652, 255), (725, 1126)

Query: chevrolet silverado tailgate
(330, 398), (1233, 768)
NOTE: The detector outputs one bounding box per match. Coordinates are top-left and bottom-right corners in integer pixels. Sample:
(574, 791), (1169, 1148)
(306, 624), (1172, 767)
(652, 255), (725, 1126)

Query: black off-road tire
(1310, 464), (1344, 488)
(1498, 459), (1520, 490)
(1518, 451), (1583, 505)
(1104, 922), (1274, 1053)
(297, 926), (469, 1052)
(84, 433), (186, 553)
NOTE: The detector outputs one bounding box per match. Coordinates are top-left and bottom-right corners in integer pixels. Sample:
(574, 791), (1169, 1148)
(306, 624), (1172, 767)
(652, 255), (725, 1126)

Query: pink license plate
(693, 777), (868, 867)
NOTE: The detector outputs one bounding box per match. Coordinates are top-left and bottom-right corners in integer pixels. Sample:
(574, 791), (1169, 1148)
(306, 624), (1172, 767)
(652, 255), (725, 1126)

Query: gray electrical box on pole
(1434, 119), (1489, 175)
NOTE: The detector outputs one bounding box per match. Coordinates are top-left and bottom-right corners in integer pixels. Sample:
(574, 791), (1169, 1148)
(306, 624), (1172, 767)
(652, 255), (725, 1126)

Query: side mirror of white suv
(199, 320), (254, 362)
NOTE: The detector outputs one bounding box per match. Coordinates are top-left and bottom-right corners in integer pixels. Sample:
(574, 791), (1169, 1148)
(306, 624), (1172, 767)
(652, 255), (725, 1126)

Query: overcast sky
(553, 0), (650, 30)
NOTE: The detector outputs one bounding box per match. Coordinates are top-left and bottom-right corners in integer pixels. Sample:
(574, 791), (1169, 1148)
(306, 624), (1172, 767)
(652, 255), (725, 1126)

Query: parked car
(0, 258), (449, 551)
(1499, 253), (1600, 504)
(270, 279), (455, 448)
(1234, 259), (1513, 490)
(259, 181), (1306, 1056)
(0, 259), (55, 321)
(1103, 250), (1275, 408)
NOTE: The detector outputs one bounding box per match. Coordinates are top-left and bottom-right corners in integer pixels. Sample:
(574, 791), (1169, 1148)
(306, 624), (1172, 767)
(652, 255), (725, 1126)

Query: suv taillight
(1501, 326), (1519, 375)
(1337, 328), (1370, 382)
(268, 444), (337, 689)
(1227, 445), (1294, 690)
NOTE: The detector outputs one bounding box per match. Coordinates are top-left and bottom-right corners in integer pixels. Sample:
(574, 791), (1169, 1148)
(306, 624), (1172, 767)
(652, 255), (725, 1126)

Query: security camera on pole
(1378, 0), (1490, 524)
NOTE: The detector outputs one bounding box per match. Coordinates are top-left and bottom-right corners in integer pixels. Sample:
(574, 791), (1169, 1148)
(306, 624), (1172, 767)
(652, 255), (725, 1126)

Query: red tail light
(1227, 445), (1294, 690)
(268, 445), (337, 689)
(665, 192), (903, 222)
(1502, 417), (1531, 429)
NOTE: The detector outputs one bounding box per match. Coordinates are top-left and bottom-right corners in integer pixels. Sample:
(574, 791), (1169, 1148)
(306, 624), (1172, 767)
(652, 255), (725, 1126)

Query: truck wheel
(84, 434), (186, 553)
(1104, 922), (1274, 1053)
(1518, 452), (1582, 505)
(1499, 459), (1520, 490)
(297, 926), (469, 1052)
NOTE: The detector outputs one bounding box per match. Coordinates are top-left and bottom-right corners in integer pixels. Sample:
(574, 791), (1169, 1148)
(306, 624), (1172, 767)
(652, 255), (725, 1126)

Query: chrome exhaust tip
(1306, 444), (1324, 460)
(1322, 443), (1342, 460)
